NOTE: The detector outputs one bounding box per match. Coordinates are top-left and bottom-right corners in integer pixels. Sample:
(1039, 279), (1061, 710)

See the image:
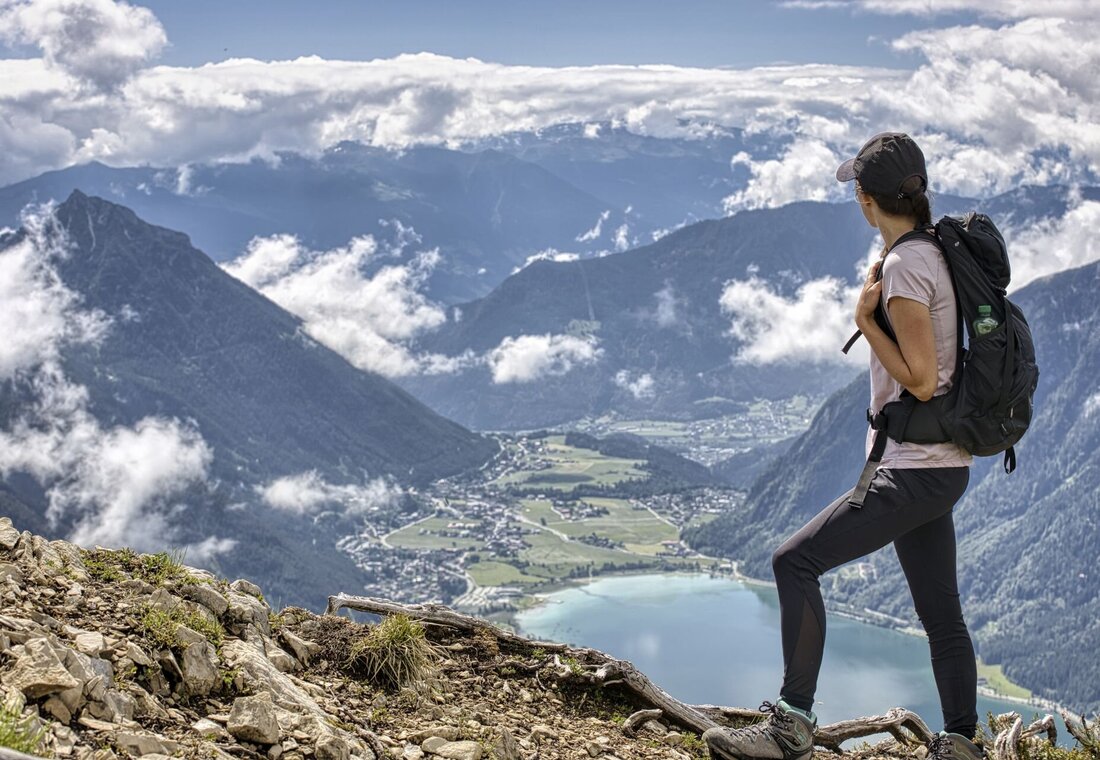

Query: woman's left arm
(854, 260), (939, 401)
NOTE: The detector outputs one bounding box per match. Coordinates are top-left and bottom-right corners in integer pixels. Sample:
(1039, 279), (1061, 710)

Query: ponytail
(864, 175), (932, 226)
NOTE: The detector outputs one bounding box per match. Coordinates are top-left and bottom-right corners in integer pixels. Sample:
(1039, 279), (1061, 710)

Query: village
(335, 431), (746, 613)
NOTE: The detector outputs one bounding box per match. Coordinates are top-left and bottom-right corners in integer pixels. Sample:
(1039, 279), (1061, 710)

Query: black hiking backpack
(841, 212), (1040, 508)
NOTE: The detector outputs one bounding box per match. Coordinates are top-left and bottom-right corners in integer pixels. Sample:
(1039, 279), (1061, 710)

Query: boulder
(225, 591), (271, 635)
(420, 737), (448, 754)
(315, 734), (351, 760)
(263, 638), (300, 673)
(407, 727), (461, 743)
(228, 692), (281, 745)
(220, 639), (328, 720)
(1, 636), (81, 698)
(230, 578), (265, 601)
(113, 730), (180, 756)
(147, 588), (183, 613)
(0, 563), (23, 584)
(85, 688), (136, 723)
(435, 741), (482, 760)
(74, 631), (109, 657)
(0, 517), (20, 550)
(279, 629), (321, 666)
(180, 640), (220, 696)
(491, 729), (520, 760)
(180, 583), (229, 617)
(192, 717), (230, 740)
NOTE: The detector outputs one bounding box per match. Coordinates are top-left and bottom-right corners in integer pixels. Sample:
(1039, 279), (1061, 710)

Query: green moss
(0, 702), (46, 756)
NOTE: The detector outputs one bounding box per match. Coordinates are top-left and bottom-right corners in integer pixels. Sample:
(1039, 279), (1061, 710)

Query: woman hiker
(703, 133), (984, 760)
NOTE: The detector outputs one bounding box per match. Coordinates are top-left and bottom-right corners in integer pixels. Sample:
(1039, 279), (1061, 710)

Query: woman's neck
(875, 211), (920, 251)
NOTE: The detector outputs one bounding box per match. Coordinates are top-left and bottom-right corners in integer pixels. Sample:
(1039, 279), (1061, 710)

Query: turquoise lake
(514, 573), (1067, 748)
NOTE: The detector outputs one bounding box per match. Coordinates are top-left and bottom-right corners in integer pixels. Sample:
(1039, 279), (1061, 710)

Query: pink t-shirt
(866, 236), (973, 469)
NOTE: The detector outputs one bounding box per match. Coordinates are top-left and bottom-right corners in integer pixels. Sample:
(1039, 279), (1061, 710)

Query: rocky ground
(1, 516), (1095, 760)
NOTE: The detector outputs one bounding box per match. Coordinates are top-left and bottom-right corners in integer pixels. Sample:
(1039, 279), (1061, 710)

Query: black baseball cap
(836, 132), (927, 198)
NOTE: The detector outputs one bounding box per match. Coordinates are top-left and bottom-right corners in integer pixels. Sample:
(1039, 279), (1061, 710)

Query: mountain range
(0, 191), (497, 608)
(0, 147), (626, 303)
(400, 185), (1093, 430)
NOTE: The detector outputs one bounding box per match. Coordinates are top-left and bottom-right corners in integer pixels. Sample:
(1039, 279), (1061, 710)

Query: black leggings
(772, 466), (977, 738)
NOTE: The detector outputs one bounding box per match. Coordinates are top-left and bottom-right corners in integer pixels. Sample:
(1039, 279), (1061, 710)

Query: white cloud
(0, 0), (166, 91)
(513, 247), (580, 273)
(486, 333), (603, 383)
(260, 470), (401, 516)
(576, 210), (611, 243)
(1084, 392), (1100, 418)
(786, 0), (1099, 19)
(1007, 199), (1100, 292)
(723, 138), (844, 212)
(612, 223), (631, 252)
(653, 283), (680, 328)
(720, 275), (869, 365)
(0, 207), (111, 379)
(60, 416), (213, 549)
(0, 0), (1096, 217)
(222, 232), (471, 377)
(0, 204), (220, 557)
(615, 370), (656, 400)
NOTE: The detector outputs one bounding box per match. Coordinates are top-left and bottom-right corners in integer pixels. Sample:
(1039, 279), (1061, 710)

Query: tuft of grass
(345, 614), (443, 689)
(137, 547), (190, 585)
(139, 604), (225, 650)
(80, 548), (129, 583)
(0, 702), (46, 756)
(679, 733), (709, 759)
(81, 546), (197, 587)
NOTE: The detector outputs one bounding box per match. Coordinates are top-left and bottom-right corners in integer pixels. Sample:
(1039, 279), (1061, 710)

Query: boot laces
(729, 701), (793, 740)
(928, 733), (967, 760)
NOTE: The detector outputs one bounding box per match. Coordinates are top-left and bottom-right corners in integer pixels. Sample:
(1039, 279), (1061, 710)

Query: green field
(976, 657), (1032, 700)
(386, 516), (486, 551)
(493, 435), (648, 492)
(519, 497), (677, 554)
(466, 560), (546, 587)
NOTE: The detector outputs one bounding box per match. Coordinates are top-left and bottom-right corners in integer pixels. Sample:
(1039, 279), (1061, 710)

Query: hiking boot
(702, 699), (816, 760)
(927, 731), (986, 760)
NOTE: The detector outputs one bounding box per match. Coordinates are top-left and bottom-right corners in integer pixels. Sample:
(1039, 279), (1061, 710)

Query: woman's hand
(855, 258), (883, 327)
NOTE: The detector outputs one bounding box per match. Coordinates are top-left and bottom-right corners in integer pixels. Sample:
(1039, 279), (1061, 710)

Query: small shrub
(345, 614), (443, 689)
(0, 701), (46, 756)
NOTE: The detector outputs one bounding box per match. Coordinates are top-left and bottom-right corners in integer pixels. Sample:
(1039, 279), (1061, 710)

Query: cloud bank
(222, 232), (471, 378)
(1, 0), (1096, 207)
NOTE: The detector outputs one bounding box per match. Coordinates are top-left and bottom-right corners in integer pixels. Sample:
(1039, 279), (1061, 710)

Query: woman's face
(855, 183), (877, 229)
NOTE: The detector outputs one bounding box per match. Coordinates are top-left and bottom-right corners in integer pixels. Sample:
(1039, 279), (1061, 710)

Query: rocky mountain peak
(3, 516), (1096, 760)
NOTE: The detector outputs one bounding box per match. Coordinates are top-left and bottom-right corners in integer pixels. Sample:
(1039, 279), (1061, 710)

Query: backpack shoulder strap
(840, 223), (939, 355)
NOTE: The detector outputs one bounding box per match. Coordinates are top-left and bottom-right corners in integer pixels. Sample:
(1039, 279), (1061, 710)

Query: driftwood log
(326, 592), (1087, 758)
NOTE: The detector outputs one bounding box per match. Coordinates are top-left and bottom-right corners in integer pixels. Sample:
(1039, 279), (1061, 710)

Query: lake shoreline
(493, 566), (1066, 718)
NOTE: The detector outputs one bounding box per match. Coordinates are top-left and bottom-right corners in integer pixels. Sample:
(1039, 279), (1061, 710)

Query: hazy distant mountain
(460, 120), (769, 233)
(0, 146), (627, 303)
(0, 191), (497, 607)
(684, 258), (1100, 713)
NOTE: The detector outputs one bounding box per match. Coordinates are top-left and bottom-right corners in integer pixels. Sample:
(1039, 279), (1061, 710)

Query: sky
(80, 0), (940, 69)
(2, 0), (1099, 554)
(1, 0), (1098, 198)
